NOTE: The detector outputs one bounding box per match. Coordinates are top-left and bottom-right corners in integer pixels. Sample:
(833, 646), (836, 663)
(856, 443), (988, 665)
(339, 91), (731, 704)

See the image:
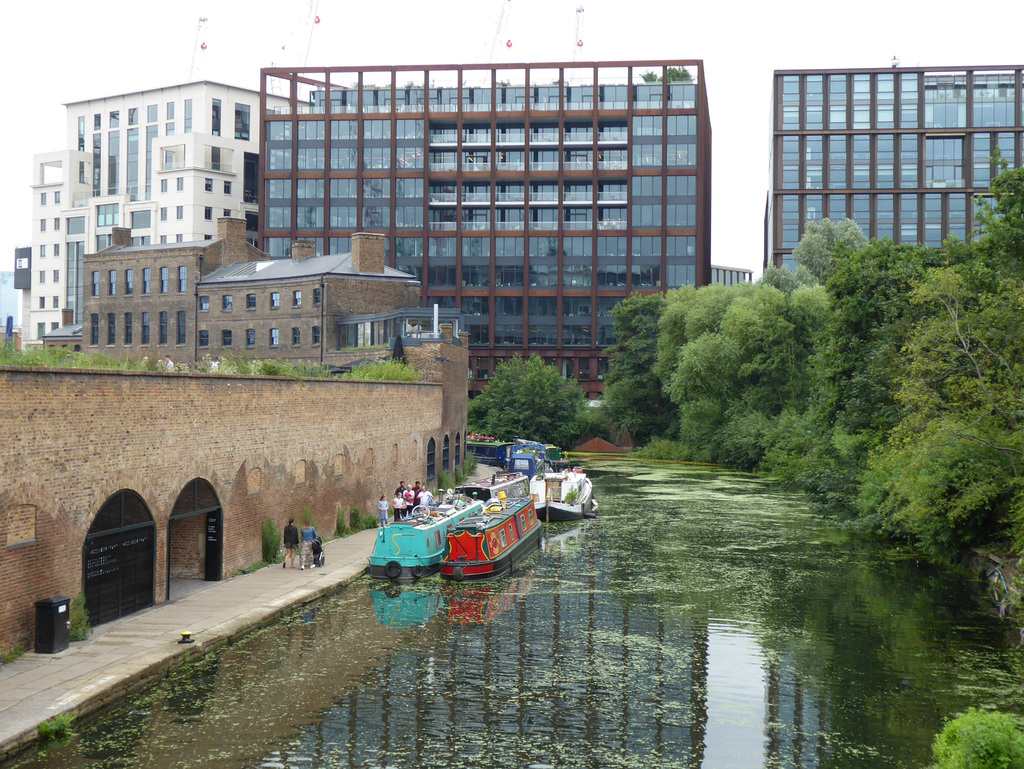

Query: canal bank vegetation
(0, 347), (419, 382)
(604, 166), (1024, 565)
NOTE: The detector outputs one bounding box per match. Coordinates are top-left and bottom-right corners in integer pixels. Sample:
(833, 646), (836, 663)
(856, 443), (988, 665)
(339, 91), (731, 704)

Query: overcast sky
(3, 0), (1023, 282)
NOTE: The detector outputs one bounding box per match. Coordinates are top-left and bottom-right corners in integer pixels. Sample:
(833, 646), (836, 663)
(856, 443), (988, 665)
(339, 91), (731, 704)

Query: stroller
(311, 535), (325, 568)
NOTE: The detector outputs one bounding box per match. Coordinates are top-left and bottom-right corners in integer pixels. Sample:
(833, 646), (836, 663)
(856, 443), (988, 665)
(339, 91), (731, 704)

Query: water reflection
(6, 462), (1023, 769)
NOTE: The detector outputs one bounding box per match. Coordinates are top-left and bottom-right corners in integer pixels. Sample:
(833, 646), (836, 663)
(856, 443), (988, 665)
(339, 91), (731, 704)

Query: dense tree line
(604, 168), (1024, 560)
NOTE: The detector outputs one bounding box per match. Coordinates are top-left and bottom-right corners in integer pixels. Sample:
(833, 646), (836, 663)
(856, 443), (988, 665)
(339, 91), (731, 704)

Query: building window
(176, 206), (184, 220)
(90, 315), (99, 345)
(234, 103), (250, 140)
(160, 266), (169, 293)
(293, 290), (301, 308)
(205, 178), (213, 192)
(224, 181), (232, 194)
(91, 271), (99, 297)
(292, 327), (301, 346)
(177, 311), (187, 344)
(161, 179), (168, 193)
(141, 312), (150, 344)
(246, 328), (256, 348)
(313, 287), (321, 306)
(200, 295), (210, 311)
(204, 207), (213, 221)
(246, 293), (256, 310)
(125, 268), (134, 294)
(270, 292), (280, 308)
(426, 438), (436, 480)
(199, 330), (209, 348)
(177, 177), (184, 191)
(160, 207), (168, 221)
(222, 295), (233, 310)
(178, 265), (187, 292)
(269, 328), (279, 347)
(222, 329), (232, 348)
(142, 267), (151, 293)
(212, 98), (222, 136)
(108, 270), (117, 296)
(124, 313), (133, 345)
(159, 312), (169, 344)
(312, 326), (321, 346)
(107, 313), (116, 345)
(96, 204), (118, 227)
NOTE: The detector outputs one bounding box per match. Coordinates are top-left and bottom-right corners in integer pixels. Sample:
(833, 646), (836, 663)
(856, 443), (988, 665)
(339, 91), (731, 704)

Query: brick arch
(84, 489), (156, 626)
(167, 478), (223, 595)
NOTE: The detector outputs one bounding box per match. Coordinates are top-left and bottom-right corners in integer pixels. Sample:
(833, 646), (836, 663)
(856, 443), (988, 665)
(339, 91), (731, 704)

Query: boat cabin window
(527, 506), (534, 523)
(519, 513), (527, 529)
(499, 529), (508, 547)
(435, 531), (443, 548)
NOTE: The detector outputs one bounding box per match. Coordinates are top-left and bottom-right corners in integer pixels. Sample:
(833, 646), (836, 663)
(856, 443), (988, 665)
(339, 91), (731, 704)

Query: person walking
(282, 517), (299, 569)
(377, 495), (390, 528)
(299, 520), (318, 571)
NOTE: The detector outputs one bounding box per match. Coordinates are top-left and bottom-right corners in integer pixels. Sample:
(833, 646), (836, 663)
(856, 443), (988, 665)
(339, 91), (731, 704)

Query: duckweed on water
(7, 463), (1024, 769)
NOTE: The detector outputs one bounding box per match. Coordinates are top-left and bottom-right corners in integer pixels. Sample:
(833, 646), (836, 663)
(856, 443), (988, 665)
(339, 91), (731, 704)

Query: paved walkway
(0, 526), (380, 760)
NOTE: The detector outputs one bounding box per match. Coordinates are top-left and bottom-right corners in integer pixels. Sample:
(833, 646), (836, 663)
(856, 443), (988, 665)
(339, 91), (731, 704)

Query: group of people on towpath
(378, 481), (436, 527)
(281, 517), (319, 571)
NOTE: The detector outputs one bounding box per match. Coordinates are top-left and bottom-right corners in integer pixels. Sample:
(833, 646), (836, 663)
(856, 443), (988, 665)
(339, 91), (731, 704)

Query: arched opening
(167, 478), (223, 600)
(442, 434), (451, 475)
(83, 490), (156, 626)
(455, 432), (462, 469)
(426, 438), (436, 480)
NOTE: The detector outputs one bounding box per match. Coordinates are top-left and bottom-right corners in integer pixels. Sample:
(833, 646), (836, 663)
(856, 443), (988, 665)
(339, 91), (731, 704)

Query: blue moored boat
(367, 492), (486, 580)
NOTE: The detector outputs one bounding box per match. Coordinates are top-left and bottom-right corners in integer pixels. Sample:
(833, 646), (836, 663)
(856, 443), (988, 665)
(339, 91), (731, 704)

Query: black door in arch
(167, 479), (223, 596)
(83, 490), (156, 626)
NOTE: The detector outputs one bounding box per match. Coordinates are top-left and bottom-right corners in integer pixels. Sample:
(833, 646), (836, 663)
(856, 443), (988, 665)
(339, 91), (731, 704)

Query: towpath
(0, 466), (497, 760)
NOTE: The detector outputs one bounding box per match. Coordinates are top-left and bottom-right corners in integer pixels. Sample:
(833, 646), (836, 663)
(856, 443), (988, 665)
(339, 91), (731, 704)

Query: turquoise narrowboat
(367, 493), (486, 580)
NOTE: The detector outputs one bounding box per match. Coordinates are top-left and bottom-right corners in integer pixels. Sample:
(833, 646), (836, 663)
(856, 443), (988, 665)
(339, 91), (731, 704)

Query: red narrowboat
(439, 496), (542, 582)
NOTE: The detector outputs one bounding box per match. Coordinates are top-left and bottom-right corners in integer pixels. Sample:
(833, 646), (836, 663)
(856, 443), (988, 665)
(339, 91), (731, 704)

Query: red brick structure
(0, 345), (466, 652)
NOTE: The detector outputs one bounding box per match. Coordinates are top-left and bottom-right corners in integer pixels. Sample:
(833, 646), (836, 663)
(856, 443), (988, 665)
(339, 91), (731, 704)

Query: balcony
(598, 219), (627, 230)
(428, 221), (458, 231)
(461, 192), (491, 204)
(461, 220), (491, 231)
(530, 161), (559, 172)
(429, 161), (457, 172)
(428, 192), (457, 203)
(496, 191), (525, 203)
(496, 160), (526, 172)
(598, 160), (628, 171)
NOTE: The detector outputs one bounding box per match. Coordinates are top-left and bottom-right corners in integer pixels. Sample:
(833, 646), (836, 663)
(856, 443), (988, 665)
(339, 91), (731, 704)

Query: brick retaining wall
(0, 361), (467, 651)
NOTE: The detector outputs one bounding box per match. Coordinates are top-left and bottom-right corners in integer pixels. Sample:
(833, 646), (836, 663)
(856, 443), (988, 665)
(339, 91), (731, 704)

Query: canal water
(8, 462), (1024, 769)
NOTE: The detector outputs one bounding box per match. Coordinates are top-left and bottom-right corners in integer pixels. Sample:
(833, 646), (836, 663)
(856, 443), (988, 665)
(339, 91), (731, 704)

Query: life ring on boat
(385, 561), (402, 580)
(452, 566), (465, 582)
(488, 532), (500, 552)
(411, 565), (426, 579)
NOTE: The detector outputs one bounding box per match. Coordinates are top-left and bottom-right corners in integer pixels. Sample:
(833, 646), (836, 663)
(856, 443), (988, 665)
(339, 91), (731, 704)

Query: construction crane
(273, 0), (321, 68)
(188, 17), (208, 81)
(573, 5), (584, 61)
(486, 0), (513, 63)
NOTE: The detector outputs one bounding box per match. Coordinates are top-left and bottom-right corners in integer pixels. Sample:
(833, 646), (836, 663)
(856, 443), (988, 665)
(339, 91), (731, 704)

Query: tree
(602, 293), (675, 445)
(639, 67), (692, 83)
(932, 708), (1024, 769)
(792, 218), (868, 284)
(468, 356), (587, 448)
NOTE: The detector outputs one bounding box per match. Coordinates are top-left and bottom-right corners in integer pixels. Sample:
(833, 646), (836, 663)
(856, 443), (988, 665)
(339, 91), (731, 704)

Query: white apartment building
(23, 81), (286, 344)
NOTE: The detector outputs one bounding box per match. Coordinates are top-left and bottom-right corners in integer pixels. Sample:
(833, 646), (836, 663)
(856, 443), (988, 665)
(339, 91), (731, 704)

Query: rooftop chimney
(291, 239), (316, 261)
(111, 227), (131, 248)
(216, 217), (247, 251)
(351, 232), (386, 274)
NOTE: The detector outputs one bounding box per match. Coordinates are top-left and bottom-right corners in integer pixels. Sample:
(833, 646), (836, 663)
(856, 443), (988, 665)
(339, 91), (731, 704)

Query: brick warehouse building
(82, 219), (444, 365)
(258, 60), (712, 397)
(768, 64), (1024, 270)
(0, 349), (468, 652)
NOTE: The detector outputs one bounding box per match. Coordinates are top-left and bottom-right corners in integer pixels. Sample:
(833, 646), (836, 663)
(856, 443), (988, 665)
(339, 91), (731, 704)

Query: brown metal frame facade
(768, 64), (1024, 270)
(258, 61), (711, 397)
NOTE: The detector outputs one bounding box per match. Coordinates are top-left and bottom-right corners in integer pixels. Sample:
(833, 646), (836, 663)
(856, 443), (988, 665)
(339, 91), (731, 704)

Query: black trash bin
(35, 596), (71, 654)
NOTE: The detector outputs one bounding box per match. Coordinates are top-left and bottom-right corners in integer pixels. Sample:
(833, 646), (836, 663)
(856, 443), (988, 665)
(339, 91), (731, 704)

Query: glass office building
(768, 65), (1024, 270)
(258, 61), (711, 397)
